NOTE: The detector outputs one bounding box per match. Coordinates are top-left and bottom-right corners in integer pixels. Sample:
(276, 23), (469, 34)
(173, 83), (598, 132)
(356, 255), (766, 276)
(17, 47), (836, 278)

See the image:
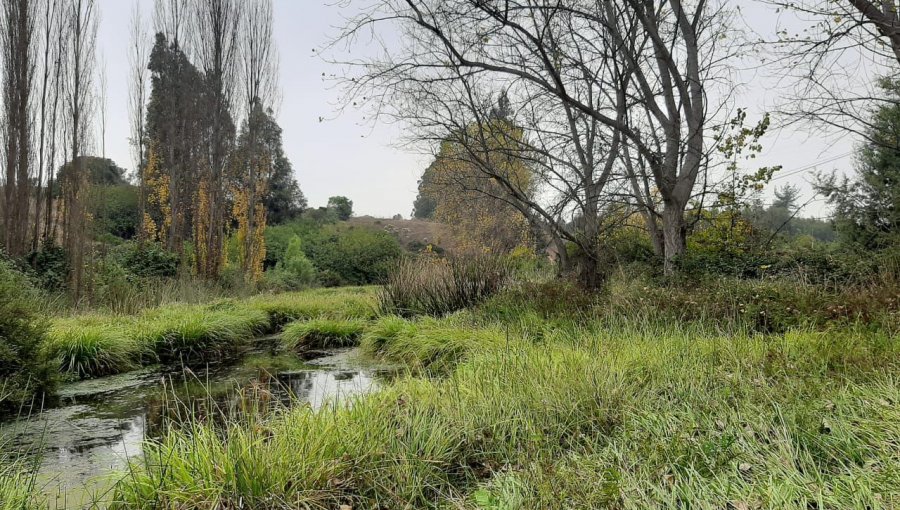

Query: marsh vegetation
(2, 0), (900, 509)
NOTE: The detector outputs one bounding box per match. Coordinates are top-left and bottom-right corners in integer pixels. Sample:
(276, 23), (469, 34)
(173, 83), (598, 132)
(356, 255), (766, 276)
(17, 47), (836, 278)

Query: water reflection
(0, 348), (391, 507)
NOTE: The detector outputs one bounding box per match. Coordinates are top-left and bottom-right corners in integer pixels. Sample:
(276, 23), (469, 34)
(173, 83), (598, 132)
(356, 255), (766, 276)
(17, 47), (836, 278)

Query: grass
(247, 286), (377, 326)
(40, 287), (378, 379)
(280, 318), (367, 350)
(111, 319), (900, 509)
(359, 314), (509, 373)
(379, 256), (510, 317)
(138, 303), (270, 362)
(44, 316), (146, 378)
(0, 459), (39, 510)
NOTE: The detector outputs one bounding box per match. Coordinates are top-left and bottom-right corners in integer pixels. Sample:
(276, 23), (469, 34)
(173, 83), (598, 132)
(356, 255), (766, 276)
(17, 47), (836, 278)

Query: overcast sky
(95, 1), (866, 219)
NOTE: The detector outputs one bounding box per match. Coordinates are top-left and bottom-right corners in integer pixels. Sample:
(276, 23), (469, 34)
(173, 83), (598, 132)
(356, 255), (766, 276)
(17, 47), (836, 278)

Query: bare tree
(59, 0), (98, 299)
(761, 1), (900, 144)
(128, 0), (150, 242)
(98, 52), (107, 158)
(154, 0), (189, 52)
(1, 0), (38, 257)
(31, 0), (65, 251)
(335, 0), (734, 274)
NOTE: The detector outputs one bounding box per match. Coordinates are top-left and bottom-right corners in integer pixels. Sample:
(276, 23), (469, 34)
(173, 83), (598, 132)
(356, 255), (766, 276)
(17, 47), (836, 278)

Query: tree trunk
(661, 204), (687, 273)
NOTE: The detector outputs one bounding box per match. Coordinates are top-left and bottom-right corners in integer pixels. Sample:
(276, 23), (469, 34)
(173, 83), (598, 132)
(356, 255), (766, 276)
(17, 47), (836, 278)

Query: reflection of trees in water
(143, 369), (368, 436)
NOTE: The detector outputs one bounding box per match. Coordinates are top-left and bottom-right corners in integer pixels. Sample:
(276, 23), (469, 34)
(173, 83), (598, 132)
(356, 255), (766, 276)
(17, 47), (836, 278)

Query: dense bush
(379, 255), (511, 317)
(266, 220), (403, 286)
(109, 242), (180, 278)
(0, 258), (54, 407)
(92, 184), (140, 240)
(25, 240), (69, 291)
(264, 235), (317, 291)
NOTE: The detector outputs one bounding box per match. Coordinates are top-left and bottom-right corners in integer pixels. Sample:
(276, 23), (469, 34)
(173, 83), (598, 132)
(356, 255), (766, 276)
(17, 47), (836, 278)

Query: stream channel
(0, 340), (394, 508)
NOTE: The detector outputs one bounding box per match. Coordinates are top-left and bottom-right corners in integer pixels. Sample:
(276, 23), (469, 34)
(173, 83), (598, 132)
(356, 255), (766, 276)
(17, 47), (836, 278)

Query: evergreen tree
(236, 104), (305, 224)
(821, 78), (900, 250)
(412, 161), (437, 219)
(327, 196), (353, 221)
(144, 32), (206, 251)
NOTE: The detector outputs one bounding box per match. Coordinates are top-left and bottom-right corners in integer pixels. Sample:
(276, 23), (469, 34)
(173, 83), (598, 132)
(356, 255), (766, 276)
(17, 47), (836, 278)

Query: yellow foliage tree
(422, 118), (533, 253)
(142, 143), (171, 244)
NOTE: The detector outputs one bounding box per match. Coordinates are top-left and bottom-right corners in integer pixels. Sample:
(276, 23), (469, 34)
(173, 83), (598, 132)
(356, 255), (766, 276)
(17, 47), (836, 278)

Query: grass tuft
(44, 316), (146, 378)
(247, 287), (377, 327)
(378, 256), (510, 317)
(138, 303), (270, 362)
(280, 318), (367, 350)
(0, 460), (39, 510)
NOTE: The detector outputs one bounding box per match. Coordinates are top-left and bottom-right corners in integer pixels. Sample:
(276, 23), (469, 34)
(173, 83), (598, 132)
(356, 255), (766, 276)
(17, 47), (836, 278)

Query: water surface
(0, 345), (392, 508)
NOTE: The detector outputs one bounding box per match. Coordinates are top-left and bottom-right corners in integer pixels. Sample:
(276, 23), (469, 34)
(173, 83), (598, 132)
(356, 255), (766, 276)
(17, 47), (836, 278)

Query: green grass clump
(137, 303), (270, 362)
(0, 460), (39, 510)
(38, 288), (380, 379)
(360, 314), (507, 372)
(44, 316), (146, 378)
(248, 287), (377, 327)
(280, 318), (367, 350)
(112, 325), (900, 509)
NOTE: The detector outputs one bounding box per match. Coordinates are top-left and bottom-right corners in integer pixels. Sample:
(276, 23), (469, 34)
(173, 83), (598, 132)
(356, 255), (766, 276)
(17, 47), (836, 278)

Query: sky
(95, 1), (867, 219)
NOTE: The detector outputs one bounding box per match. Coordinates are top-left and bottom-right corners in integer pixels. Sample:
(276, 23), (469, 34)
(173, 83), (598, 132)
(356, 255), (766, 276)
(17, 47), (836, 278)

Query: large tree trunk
(661, 203), (687, 273)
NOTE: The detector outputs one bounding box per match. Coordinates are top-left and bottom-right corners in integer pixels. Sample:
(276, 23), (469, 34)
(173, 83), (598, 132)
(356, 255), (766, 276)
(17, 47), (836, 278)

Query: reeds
(378, 256), (510, 317)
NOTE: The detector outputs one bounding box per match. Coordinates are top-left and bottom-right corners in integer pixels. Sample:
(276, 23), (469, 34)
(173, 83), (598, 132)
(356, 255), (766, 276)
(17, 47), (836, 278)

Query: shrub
(379, 256), (511, 317)
(92, 184), (140, 240)
(265, 235), (316, 290)
(265, 220), (403, 286)
(0, 258), (54, 407)
(25, 240), (69, 291)
(110, 242), (180, 279)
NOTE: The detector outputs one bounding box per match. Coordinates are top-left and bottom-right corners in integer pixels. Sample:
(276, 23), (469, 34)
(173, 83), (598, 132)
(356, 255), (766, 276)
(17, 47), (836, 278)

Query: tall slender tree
(1, 0), (38, 257)
(128, 0), (150, 243)
(191, 0), (241, 278)
(59, 0), (98, 298)
(235, 0), (277, 280)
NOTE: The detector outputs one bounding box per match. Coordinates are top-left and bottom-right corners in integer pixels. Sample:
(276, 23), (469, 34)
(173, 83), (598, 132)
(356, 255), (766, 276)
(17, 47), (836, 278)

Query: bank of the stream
(3, 283), (900, 509)
(107, 312), (900, 509)
(40, 286), (377, 381)
(1, 345), (395, 509)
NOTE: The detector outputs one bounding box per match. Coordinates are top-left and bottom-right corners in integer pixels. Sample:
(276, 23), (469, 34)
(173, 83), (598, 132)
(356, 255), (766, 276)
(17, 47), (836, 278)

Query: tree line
(338, 0), (900, 287)
(0, 0), (306, 299)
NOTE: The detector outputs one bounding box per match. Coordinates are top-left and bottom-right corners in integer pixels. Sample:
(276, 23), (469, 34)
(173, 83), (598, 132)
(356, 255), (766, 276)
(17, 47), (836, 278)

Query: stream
(0, 342), (394, 509)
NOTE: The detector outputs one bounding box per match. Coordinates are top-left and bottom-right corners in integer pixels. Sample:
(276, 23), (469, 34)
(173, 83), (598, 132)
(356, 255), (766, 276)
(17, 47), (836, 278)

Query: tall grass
(359, 314), (507, 372)
(44, 316), (147, 378)
(0, 464), (36, 510)
(280, 318), (367, 350)
(379, 256), (510, 317)
(139, 303), (270, 362)
(41, 288), (374, 378)
(247, 286), (377, 327)
(112, 322), (900, 509)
